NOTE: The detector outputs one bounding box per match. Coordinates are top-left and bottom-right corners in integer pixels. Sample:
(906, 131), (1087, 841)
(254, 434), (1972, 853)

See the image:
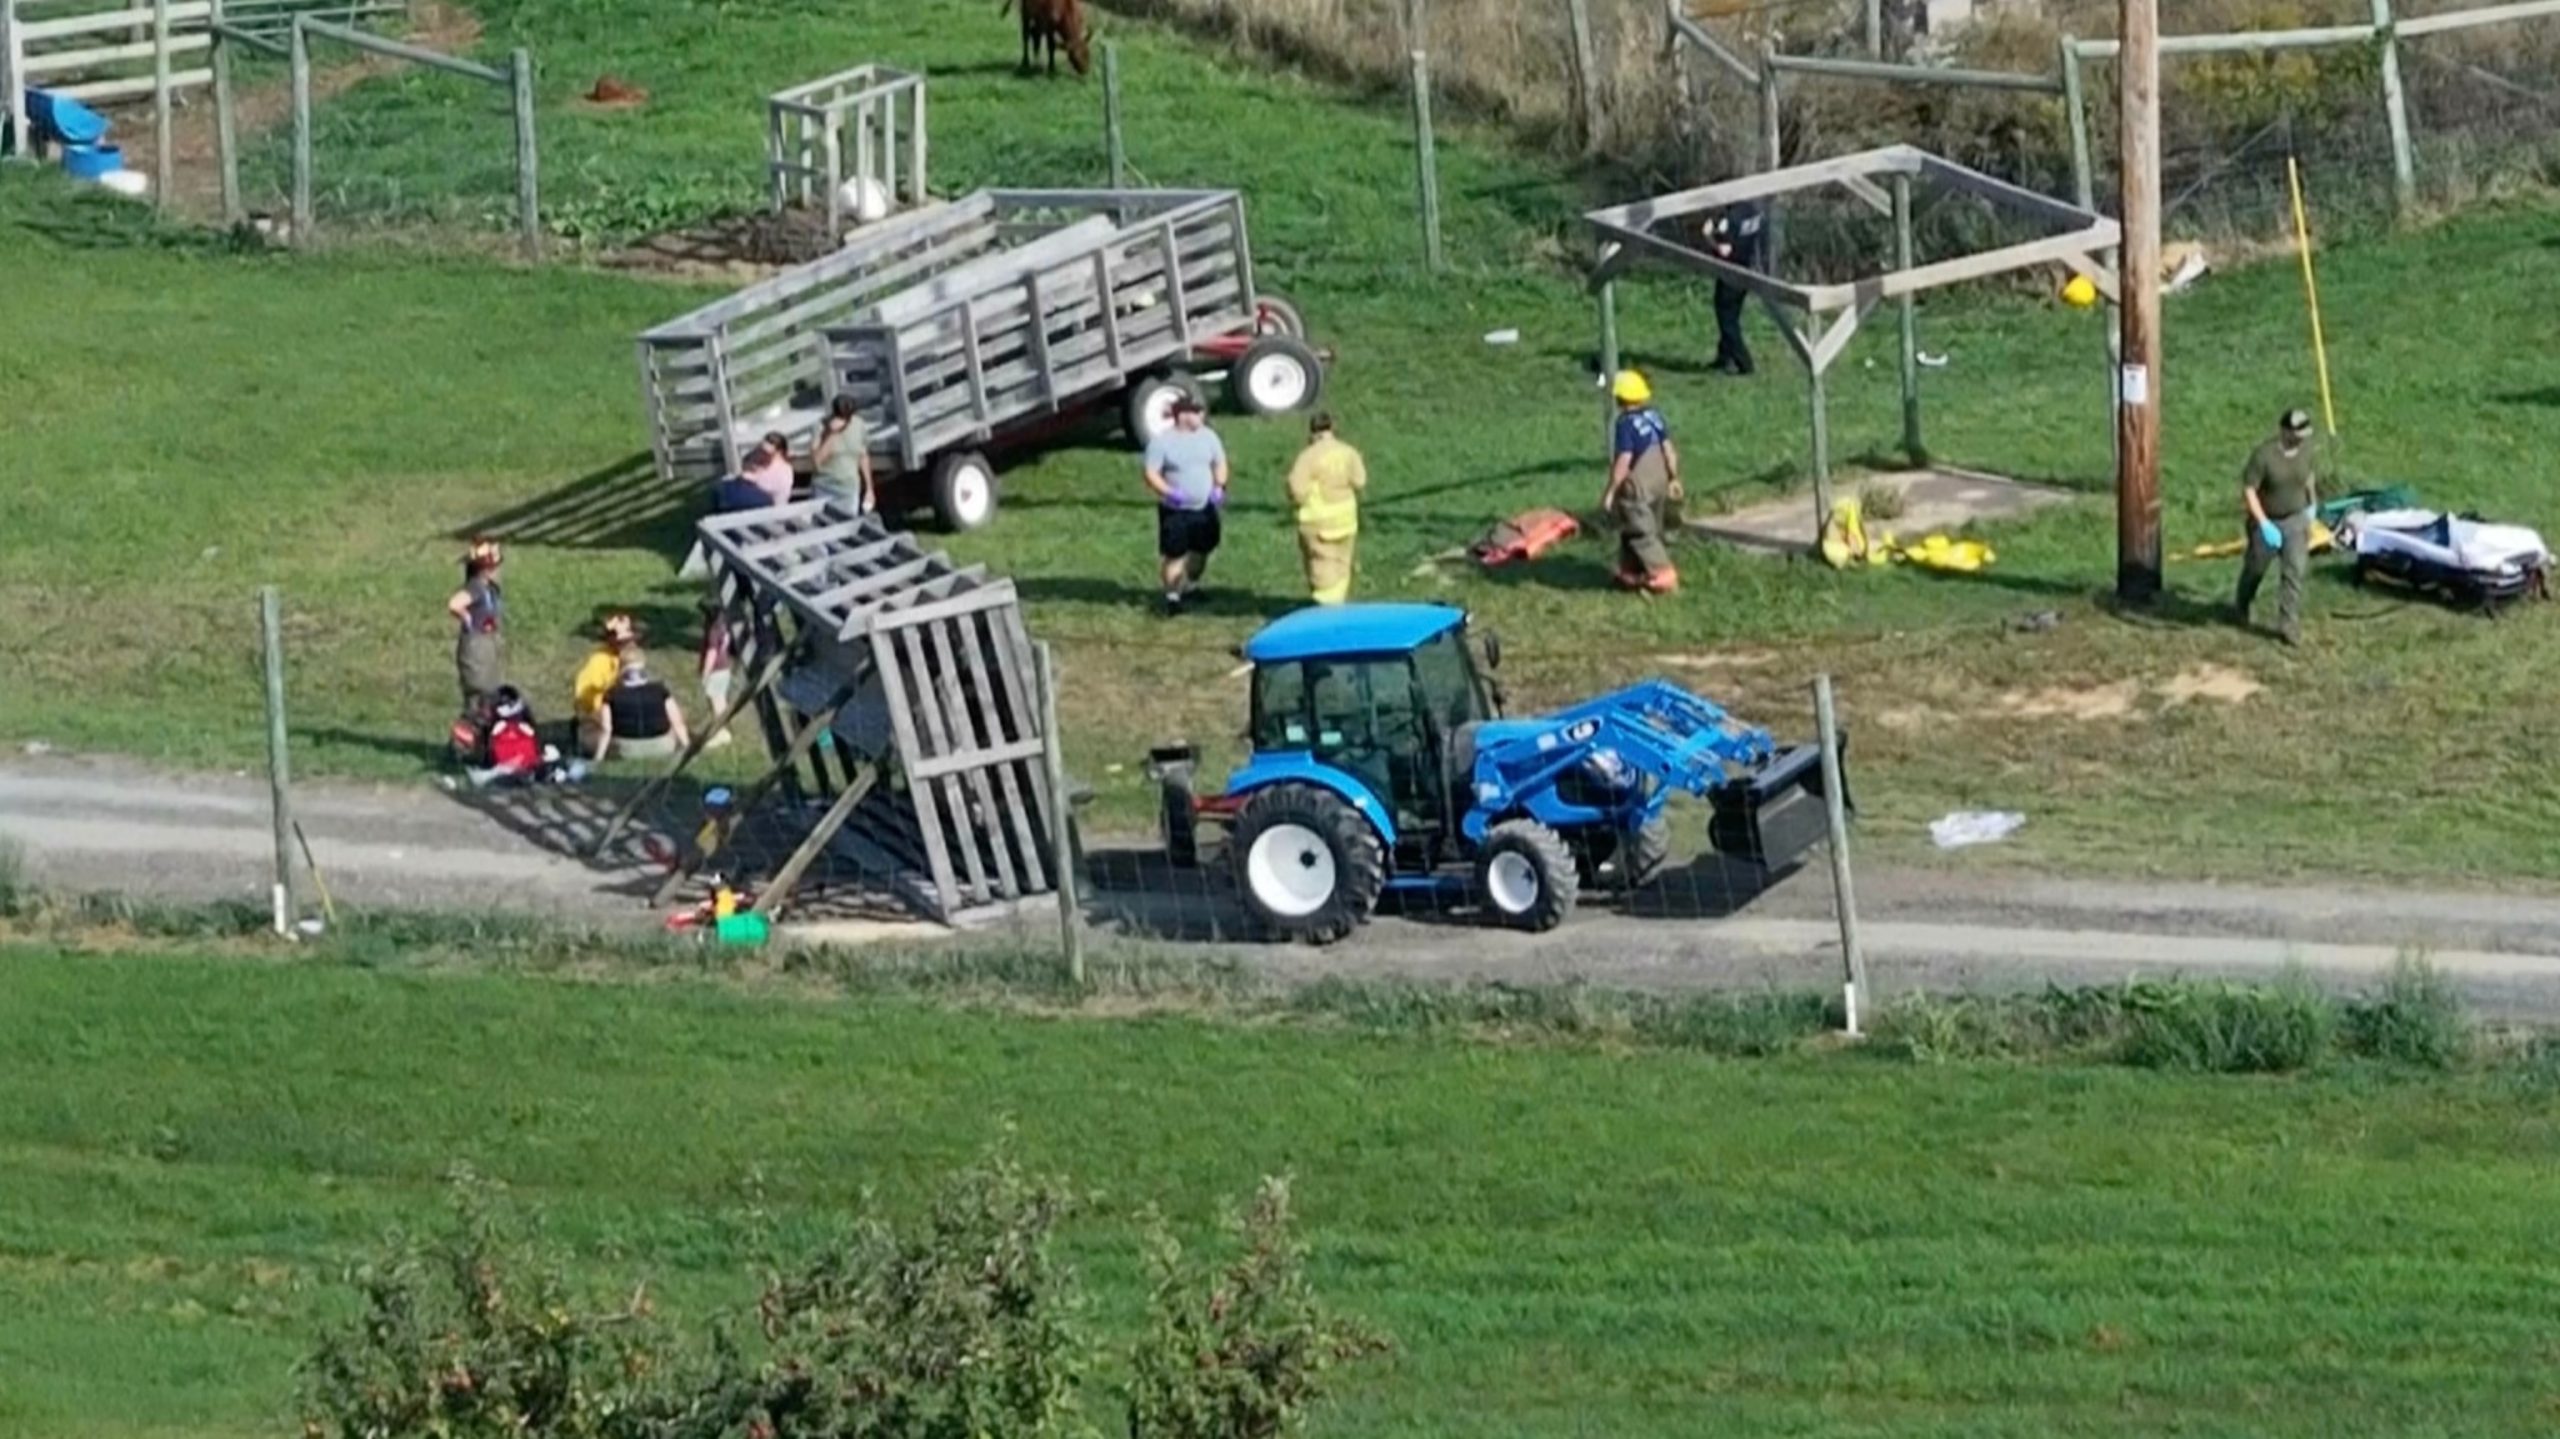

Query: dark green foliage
(1128, 1179), (1389, 1439)
(2117, 973), (2338, 1074)
(2341, 957), (2471, 1069)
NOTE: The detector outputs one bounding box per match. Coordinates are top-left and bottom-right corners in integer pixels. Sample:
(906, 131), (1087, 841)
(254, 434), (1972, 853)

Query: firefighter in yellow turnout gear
(1286, 412), (1368, 605)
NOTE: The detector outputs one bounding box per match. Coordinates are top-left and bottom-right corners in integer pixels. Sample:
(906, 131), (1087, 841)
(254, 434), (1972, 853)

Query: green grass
(6, 0), (2560, 880)
(5, 947), (2560, 1437)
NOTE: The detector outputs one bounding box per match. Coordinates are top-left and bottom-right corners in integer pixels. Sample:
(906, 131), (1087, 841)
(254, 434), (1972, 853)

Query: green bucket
(713, 913), (770, 947)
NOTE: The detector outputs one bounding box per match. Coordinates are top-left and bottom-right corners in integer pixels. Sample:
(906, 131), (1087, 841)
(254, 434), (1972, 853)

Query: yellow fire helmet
(1611, 369), (1653, 404)
(2060, 274), (2099, 309)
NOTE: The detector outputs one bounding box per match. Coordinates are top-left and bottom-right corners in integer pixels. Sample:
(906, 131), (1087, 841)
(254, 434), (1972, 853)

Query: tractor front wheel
(1615, 816), (1671, 892)
(1231, 784), (1385, 944)
(1476, 819), (1578, 931)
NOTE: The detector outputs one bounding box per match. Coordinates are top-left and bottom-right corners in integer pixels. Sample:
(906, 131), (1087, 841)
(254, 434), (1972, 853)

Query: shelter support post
(1890, 172), (1921, 460)
(1596, 268), (1619, 458)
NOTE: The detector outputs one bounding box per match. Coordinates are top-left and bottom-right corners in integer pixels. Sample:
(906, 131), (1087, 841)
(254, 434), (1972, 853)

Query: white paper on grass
(1930, 811), (2026, 849)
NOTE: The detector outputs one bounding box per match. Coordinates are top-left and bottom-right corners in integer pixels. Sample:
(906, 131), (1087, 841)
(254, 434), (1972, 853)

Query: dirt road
(11, 753), (2560, 1017)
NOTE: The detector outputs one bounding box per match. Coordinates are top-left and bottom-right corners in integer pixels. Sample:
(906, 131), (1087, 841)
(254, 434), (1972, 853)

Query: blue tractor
(1152, 603), (1846, 943)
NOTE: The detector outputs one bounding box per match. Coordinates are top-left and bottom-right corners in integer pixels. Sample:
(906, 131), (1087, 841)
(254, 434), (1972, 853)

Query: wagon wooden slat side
(635, 187), (1324, 532)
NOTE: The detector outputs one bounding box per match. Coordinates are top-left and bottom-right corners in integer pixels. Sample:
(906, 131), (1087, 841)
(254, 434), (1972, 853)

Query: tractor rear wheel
(1231, 784), (1385, 944)
(1476, 818), (1578, 931)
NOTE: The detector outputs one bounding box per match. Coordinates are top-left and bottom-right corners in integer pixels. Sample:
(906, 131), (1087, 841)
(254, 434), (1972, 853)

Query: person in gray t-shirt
(1141, 398), (1229, 614)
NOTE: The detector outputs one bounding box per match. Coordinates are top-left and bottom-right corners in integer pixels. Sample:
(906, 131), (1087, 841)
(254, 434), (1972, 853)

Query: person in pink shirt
(742, 431), (796, 505)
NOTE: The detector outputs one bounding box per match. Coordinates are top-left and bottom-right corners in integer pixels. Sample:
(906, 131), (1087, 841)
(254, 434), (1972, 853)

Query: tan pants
(1613, 463), (1677, 590)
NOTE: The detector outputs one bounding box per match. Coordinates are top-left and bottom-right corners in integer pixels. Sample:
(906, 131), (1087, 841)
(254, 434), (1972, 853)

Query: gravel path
(12, 753), (2560, 1017)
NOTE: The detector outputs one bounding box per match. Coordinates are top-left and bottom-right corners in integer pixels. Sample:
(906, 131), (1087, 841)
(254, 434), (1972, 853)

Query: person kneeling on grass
(588, 657), (691, 763)
(459, 687), (587, 789)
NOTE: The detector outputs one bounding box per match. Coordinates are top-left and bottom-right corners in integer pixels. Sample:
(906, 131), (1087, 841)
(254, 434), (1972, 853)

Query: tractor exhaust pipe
(1706, 732), (1849, 869)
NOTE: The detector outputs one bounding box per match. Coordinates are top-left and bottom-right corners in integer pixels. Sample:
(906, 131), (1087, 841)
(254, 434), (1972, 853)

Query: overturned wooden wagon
(635, 188), (1326, 532)
(601, 498), (1066, 926)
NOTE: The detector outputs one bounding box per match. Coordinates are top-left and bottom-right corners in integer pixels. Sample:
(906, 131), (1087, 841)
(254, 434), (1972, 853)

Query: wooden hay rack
(599, 497), (1062, 928)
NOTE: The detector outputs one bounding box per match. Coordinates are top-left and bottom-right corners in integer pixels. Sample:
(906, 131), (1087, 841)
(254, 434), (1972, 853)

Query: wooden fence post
(510, 46), (540, 259)
(1410, 48), (1444, 272)
(2059, 35), (2093, 211)
(1865, 0), (1883, 56)
(1034, 642), (1084, 989)
(2, 0), (23, 162)
(290, 18), (312, 245)
(151, 0), (172, 208)
(1758, 42), (1783, 278)
(1102, 40), (1125, 187)
(1565, 0), (1603, 153)
(260, 586), (298, 936)
(2371, 0), (2416, 217)
(212, 0), (241, 221)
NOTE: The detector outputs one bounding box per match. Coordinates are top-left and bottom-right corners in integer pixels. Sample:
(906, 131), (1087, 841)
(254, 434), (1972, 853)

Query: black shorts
(1158, 505), (1223, 560)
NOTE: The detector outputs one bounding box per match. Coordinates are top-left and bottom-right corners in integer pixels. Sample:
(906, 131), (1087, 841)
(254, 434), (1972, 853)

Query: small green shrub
(2342, 957), (2470, 1069)
(300, 1168), (670, 1439)
(2118, 974), (2338, 1074)
(1127, 1178), (1390, 1439)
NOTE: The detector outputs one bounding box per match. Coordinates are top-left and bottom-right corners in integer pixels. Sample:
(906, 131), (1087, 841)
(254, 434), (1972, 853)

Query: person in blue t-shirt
(1141, 395), (1230, 615)
(1603, 370), (1683, 594)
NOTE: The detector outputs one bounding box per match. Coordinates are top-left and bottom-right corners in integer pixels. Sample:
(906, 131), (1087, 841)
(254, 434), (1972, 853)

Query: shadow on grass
(456, 452), (702, 557)
(1015, 574), (1301, 621)
(301, 726), (453, 774)
(2491, 386), (2560, 408)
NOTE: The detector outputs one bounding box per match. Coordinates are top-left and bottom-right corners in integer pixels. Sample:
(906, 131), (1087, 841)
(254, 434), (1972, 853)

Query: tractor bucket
(1706, 733), (1849, 868)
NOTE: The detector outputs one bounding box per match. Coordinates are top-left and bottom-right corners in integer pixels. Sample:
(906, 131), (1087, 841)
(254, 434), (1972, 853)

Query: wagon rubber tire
(1230, 335), (1325, 417)
(1230, 784), (1385, 944)
(1252, 291), (1308, 339)
(1123, 371), (1209, 447)
(1475, 818), (1579, 932)
(929, 450), (999, 532)
(1162, 776), (1202, 870)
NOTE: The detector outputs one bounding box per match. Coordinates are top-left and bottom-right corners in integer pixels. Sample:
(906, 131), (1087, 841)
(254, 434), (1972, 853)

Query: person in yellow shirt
(1285, 412), (1367, 605)
(572, 612), (639, 749)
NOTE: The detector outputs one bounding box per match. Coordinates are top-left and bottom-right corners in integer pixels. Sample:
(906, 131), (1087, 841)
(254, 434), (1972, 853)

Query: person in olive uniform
(1701, 199), (1765, 377)
(2236, 408), (2320, 645)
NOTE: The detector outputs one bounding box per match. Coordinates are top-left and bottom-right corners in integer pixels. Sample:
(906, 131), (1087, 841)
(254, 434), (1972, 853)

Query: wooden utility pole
(2114, 0), (2162, 601)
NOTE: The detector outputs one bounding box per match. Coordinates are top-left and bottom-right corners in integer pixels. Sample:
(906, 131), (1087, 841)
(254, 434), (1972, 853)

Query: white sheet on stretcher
(2345, 508), (2551, 578)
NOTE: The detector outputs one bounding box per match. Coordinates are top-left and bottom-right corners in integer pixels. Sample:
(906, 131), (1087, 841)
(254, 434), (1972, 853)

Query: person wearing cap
(2236, 408), (2321, 645)
(1285, 412), (1368, 606)
(812, 395), (875, 513)
(1141, 394), (1229, 614)
(742, 431), (797, 507)
(572, 612), (641, 739)
(1604, 370), (1683, 594)
(445, 539), (506, 720)
(1701, 200), (1766, 376)
(589, 653), (691, 762)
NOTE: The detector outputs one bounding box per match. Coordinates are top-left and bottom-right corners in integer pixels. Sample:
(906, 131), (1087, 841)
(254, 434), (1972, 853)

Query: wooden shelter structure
(1585, 144), (2120, 542)
(597, 498), (1062, 927)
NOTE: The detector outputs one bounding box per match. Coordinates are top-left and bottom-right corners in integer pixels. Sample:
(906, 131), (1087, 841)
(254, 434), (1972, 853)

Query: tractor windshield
(1409, 626), (1494, 731)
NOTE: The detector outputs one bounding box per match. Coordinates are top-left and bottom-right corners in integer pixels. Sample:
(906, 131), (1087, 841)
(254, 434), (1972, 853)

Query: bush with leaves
(647, 1145), (1094, 1439)
(1126, 1178), (1390, 1439)
(300, 1167), (670, 1439)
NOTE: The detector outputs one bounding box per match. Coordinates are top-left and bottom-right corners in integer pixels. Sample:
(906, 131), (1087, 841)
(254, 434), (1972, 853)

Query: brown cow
(1001, 0), (1091, 77)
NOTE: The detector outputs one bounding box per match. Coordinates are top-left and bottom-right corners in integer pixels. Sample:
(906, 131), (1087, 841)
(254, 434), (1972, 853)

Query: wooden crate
(765, 62), (926, 236)
(694, 498), (1059, 927)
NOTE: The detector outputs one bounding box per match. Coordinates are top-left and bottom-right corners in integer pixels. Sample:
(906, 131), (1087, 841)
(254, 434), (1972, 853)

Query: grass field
(5, 0), (2560, 880)
(5, 946), (2560, 1437)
